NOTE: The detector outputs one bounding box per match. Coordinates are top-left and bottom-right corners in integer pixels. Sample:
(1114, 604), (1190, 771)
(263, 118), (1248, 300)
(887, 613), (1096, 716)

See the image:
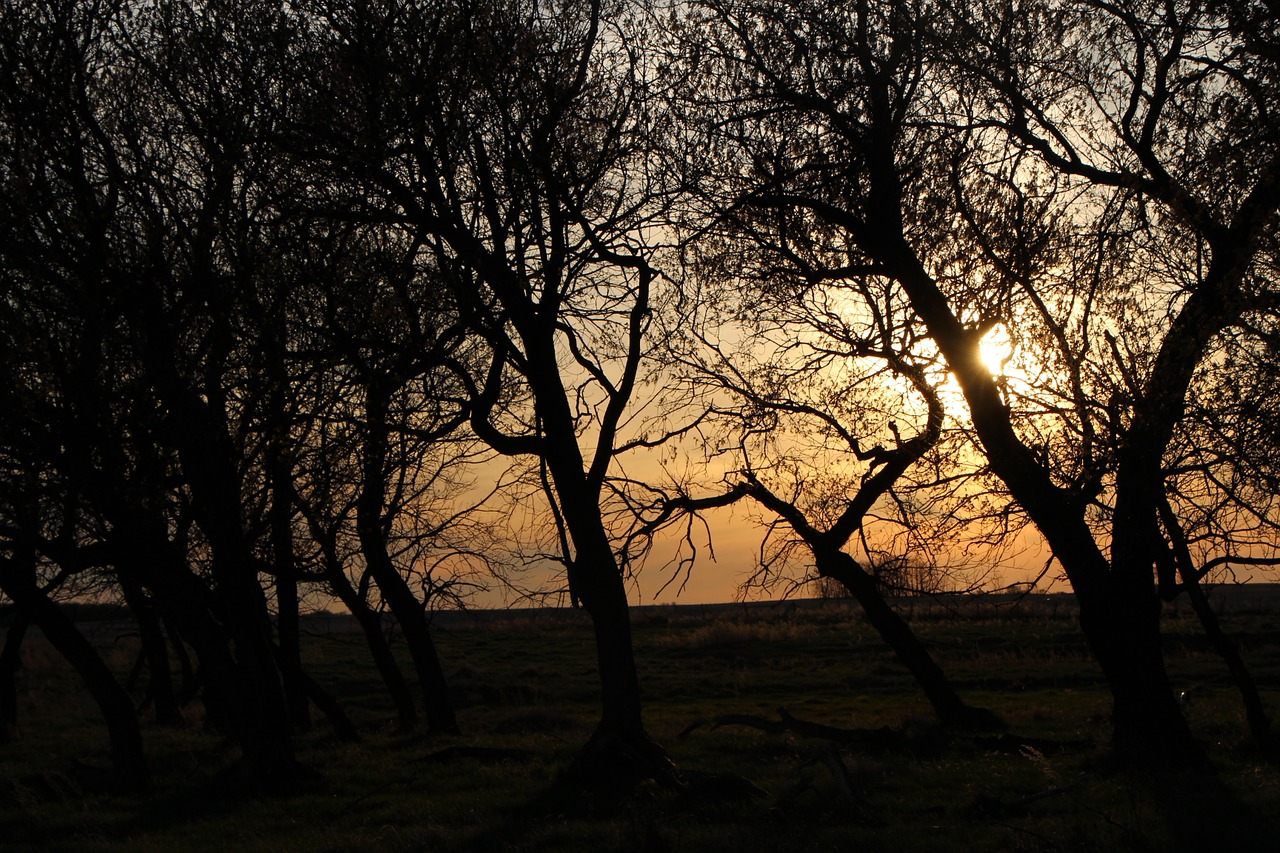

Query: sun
(979, 323), (1014, 377)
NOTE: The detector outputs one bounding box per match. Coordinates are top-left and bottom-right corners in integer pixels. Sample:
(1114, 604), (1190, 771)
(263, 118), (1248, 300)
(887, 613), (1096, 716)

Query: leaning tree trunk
(563, 536), (674, 790)
(817, 548), (1001, 729)
(1070, 564), (1195, 762)
(0, 560), (149, 790)
(327, 565), (418, 733)
(274, 568), (311, 733)
(525, 335), (675, 790)
(549, 447), (675, 791)
(170, 414), (304, 788)
(355, 524), (458, 735)
(872, 151), (1202, 764)
(1158, 499), (1276, 754)
(1180, 575), (1275, 752)
(571, 547), (644, 738)
(163, 618), (200, 707)
(270, 641), (359, 742)
(119, 576), (182, 726)
(357, 386), (457, 734)
(217, 563), (305, 790)
(0, 611), (30, 742)
(115, 514), (301, 786)
(27, 596), (150, 789)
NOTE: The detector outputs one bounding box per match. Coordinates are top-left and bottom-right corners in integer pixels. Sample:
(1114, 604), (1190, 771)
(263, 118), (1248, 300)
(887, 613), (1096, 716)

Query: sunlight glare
(979, 323), (1013, 376)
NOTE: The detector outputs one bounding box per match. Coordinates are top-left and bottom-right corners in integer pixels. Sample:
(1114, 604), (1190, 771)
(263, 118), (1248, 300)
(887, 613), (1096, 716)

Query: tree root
(417, 745), (533, 763)
(535, 727), (767, 814)
(706, 707), (915, 753)
(702, 706), (1090, 759)
(944, 704), (1006, 732)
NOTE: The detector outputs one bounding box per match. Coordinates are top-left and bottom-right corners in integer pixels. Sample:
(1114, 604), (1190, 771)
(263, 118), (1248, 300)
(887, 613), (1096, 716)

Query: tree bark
(570, 544), (645, 739)
(1180, 578), (1275, 753)
(115, 515), (303, 787)
(1160, 499), (1276, 754)
(162, 395), (304, 789)
(164, 618), (201, 707)
(275, 569), (311, 733)
(268, 411), (311, 733)
(355, 523), (458, 734)
(563, 539), (675, 790)
(272, 642), (360, 742)
(1075, 578), (1194, 760)
(538, 427), (672, 786)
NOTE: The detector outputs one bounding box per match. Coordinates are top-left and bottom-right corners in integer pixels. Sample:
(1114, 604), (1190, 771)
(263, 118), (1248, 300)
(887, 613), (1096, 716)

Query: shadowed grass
(0, 598), (1276, 850)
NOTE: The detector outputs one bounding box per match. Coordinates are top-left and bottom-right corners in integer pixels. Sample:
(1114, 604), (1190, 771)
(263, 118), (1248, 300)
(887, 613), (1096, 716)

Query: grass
(1, 599), (1278, 851)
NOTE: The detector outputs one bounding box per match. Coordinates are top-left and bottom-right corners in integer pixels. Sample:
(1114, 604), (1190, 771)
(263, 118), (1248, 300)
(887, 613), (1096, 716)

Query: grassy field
(1, 596), (1278, 851)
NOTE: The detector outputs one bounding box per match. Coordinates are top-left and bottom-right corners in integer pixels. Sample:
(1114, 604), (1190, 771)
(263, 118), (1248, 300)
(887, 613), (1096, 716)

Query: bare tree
(942, 0), (1280, 759)
(285, 0), (695, 783)
(677, 0), (1280, 762)
(285, 219), (495, 735)
(642, 203), (1003, 727)
(0, 0), (317, 789)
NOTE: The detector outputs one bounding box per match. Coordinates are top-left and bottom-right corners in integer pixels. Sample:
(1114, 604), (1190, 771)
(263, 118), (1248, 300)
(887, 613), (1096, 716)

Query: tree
(942, 0), (1280, 759)
(679, 0), (1280, 762)
(0, 0), (314, 789)
(287, 219), (487, 735)
(287, 0), (692, 783)
(642, 222), (1003, 727)
(686, 311), (1003, 722)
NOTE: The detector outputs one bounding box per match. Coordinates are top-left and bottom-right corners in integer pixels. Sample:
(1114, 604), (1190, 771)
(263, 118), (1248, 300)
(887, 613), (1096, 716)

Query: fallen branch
(416, 746), (533, 763)
(710, 707), (909, 752)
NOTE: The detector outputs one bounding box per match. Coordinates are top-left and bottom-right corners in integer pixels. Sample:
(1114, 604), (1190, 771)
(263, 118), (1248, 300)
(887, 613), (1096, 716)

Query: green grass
(1, 602), (1278, 851)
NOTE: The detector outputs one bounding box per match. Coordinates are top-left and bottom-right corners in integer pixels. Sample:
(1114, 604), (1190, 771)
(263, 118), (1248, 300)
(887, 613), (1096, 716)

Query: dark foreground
(1, 592), (1278, 851)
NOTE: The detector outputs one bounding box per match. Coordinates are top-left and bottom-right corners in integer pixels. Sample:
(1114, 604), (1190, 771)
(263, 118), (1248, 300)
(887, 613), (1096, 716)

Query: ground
(1, 591), (1278, 851)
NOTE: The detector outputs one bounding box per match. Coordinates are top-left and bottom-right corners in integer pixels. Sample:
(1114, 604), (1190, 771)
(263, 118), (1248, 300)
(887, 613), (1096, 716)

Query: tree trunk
(270, 454), (311, 733)
(0, 612), (29, 742)
(33, 602), (150, 789)
(125, 525), (302, 786)
(560, 529), (674, 790)
(1181, 577), (1275, 752)
(0, 566), (149, 790)
(357, 385), (456, 734)
(328, 568), (418, 733)
(135, 302), (304, 789)
(218, 574), (305, 790)
(299, 668), (360, 742)
(817, 549), (1001, 729)
(275, 572), (311, 732)
(572, 550), (644, 739)
(1072, 571), (1196, 762)
(271, 641), (360, 742)
(523, 336), (672, 788)
(171, 422), (304, 788)
(164, 618), (201, 707)
(356, 536), (458, 734)
(1158, 499), (1275, 753)
(119, 577), (182, 726)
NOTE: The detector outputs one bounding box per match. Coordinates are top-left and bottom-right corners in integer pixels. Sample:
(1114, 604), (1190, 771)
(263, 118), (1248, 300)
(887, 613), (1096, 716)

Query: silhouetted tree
(642, 229), (1001, 727)
(0, 0), (308, 788)
(678, 0), (1280, 762)
(287, 0), (692, 783)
